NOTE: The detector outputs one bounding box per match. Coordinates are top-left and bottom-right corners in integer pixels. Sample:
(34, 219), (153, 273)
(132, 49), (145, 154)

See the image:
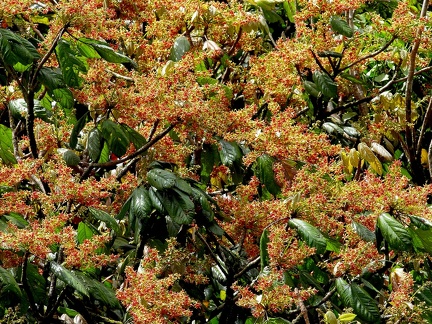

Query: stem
(21, 252), (39, 315)
(25, 90), (38, 158)
(416, 96), (432, 158)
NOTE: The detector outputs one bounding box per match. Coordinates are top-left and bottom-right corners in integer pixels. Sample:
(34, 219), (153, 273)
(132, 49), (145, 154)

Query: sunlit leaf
(377, 213), (412, 251)
(330, 16), (354, 37)
(0, 125), (16, 164)
(289, 219), (327, 254)
(50, 262), (89, 297)
(313, 71), (337, 99)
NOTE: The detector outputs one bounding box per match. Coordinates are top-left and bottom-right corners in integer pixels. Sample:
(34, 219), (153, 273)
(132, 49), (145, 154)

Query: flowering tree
(2, 0), (432, 323)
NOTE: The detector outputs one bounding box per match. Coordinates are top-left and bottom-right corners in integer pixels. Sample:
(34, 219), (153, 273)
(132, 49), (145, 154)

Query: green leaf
(62, 149), (80, 166)
(147, 168), (177, 190)
(0, 267), (22, 300)
(98, 141), (110, 163)
(191, 187), (214, 222)
(409, 215), (432, 230)
(335, 277), (353, 307)
(200, 144), (220, 184)
(0, 125), (17, 164)
(169, 36), (191, 62)
(377, 213), (412, 251)
(149, 187), (165, 213)
(3, 213), (29, 228)
(350, 283), (380, 322)
(130, 186), (152, 222)
(254, 154), (281, 197)
(52, 88), (74, 110)
(69, 113), (89, 149)
(25, 263), (46, 304)
(9, 98), (51, 122)
(330, 16), (354, 37)
(80, 38), (136, 68)
(121, 124), (147, 150)
(50, 262), (89, 297)
(352, 221), (375, 242)
(318, 51), (343, 58)
(0, 28), (40, 69)
(283, 0), (296, 23)
(264, 318), (292, 324)
(37, 67), (66, 90)
(77, 222), (95, 244)
(89, 207), (120, 235)
(260, 229), (270, 271)
(303, 81), (321, 97)
(160, 189), (195, 224)
(313, 71), (338, 99)
(77, 40), (100, 58)
(101, 120), (130, 157)
(219, 140), (242, 167)
(87, 128), (102, 161)
(73, 272), (121, 309)
(410, 227), (432, 254)
(340, 72), (364, 84)
(56, 39), (87, 88)
(288, 219), (327, 254)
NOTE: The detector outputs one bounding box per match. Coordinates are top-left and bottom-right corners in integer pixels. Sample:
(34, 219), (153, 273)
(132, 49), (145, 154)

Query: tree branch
(416, 96), (432, 158)
(234, 256), (260, 279)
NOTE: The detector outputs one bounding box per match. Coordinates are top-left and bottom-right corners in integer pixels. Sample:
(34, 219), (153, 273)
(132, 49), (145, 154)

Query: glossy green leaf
(147, 168), (177, 190)
(254, 154), (281, 197)
(69, 112), (89, 149)
(77, 222), (95, 244)
(80, 38), (136, 67)
(352, 221), (375, 242)
(330, 16), (354, 37)
(89, 207), (120, 235)
(101, 120), (130, 158)
(219, 140), (242, 167)
(160, 189), (195, 224)
(0, 125), (17, 164)
(350, 283), (380, 322)
(313, 71), (337, 99)
(121, 124), (147, 150)
(50, 262), (89, 297)
(409, 215), (432, 230)
(283, 0), (296, 23)
(25, 263), (46, 304)
(87, 128), (102, 161)
(3, 213), (29, 228)
(191, 187), (214, 222)
(98, 141), (110, 163)
(37, 67), (66, 90)
(0, 267), (22, 300)
(52, 88), (74, 110)
(77, 40), (100, 58)
(148, 187), (165, 213)
(377, 213), (412, 251)
(130, 186), (152, 221)
(0, 28), (40, 69)
(288, 219), (327, 254)
(73, 272), (121, 309)
(56, 39), (87, 88)
(169, 36), (191, 62)
(260, 228), (270, 271)
(200, 144), (220, 184)
(9, 98), (51, 122)
(410, 227), (432, 254)
(303, 81), (321, 97)
(335, 277), (353, 307)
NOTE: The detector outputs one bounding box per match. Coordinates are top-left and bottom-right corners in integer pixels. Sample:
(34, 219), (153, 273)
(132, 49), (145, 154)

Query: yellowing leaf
(369, 156), (383, 175)
(220, 290), (226, 301)
(421, 148), (428, 166)
(349, 148), (360, 167)
(341, 151), (353, 174)
(324, 311), (338, 324)
(338, 313), (357, 322)
(358, 143), (377, 164)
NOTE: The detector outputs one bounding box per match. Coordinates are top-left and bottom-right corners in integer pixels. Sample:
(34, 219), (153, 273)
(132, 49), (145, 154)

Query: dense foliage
(2, 0), (432, 323)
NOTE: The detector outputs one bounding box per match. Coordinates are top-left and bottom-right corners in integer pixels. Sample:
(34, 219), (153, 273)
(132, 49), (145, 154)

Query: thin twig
(234, 256), (260, 279)
(339, 35), (397, 73)
(416, 96), (432, 158)
(196, 231), (229, 277)
(105, 69), (134, 82)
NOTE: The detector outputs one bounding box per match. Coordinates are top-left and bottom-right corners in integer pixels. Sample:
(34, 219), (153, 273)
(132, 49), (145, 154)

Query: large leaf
(330, 16), (354, 37)
(61, 149), (80, 166)
(335, 278), (353, 307)
(0, 125), (17, 164)
(147, 168), (177, 190)
(288, 219), (327, 254)
(130, 186), (152, 232)
(200, 144), (221, 184)
(312, 71), (337, 99)
(0, 28), (40, 69)
(73, 272), (121, 309)
(350, 283), (380, 323)
(77, 222), (96, 244)
(25, 263), (46, 304)
(260, 229), (270, 271)
(0, 267), (22, 300)
(219, 140), (242, 167)
(37, 67), (66, 90)
(56, 39), (87, 88)
(101, 120), (130, 157)
(52, 88), (74, 110)
(9, 98), (51, 122)
(160, 189), (195, 224)
(87, 127), (102, 161)
(410, 227), (432, 254)
(69, 112), (89, 149)
(50, 262), (89, 297)
(352, 221), (375, 242)
(377, 213), (412, 251)
(169, 36), (191, 62)
(89, 207), (120, 235)
(254, 154), (281, 197)
(80, 38), (136, 68)
(121, 124), (147, 150)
